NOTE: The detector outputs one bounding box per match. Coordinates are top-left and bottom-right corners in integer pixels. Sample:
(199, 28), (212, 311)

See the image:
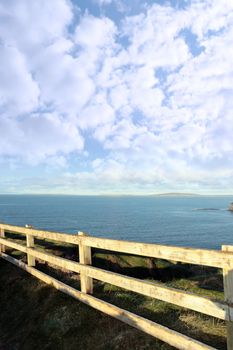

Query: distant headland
(155, 192), (201, 197)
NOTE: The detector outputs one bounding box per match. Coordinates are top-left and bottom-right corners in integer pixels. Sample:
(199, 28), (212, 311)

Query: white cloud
(75, 15), (117, 48)
(0, 0), (73, 52)
(78, 100), (115, 130)
(94, 0), (113, 5)
(0, 113), (83, 164)
(35, 41), (95, 115)
(0, 45), (39, 115)
(190, 0), (233, 40)
(0, 0), (233, 193)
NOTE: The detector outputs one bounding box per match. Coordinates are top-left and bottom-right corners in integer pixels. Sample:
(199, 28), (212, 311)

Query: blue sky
(0, 0), (233, 194)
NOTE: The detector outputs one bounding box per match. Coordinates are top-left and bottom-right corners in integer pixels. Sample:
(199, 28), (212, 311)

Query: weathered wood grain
(82, 236), (233, 269)
(222, 245), (233, 350)
(1, 222), (233, 268)
(78, 231), (93, 294)
(0, 237), (27, 253)
(0, 228), (5, 253)
(26, 234), (35, 267)
(0, 223), (79, 244)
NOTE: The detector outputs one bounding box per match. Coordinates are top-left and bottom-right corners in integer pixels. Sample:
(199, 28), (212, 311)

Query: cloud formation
(0, 0), (233, 193)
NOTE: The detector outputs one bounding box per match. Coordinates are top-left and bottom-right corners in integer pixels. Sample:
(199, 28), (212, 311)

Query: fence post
(0, 227), (5, 253)
(78, 231), (93, 294)
(222, 245), (233, 350)
(26, 233), (35, 267)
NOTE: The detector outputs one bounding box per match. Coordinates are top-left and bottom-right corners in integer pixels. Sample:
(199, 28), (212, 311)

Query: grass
(0, 233), (227, 350)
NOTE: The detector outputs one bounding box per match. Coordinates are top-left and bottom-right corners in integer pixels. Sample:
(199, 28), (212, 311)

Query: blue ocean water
(0, 195), (232, 249)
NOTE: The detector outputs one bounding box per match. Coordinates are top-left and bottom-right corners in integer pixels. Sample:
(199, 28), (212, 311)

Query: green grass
(0, 234), (227, 349)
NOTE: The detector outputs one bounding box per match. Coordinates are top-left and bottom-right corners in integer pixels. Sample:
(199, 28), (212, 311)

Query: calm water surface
(0, 195), (232, 249)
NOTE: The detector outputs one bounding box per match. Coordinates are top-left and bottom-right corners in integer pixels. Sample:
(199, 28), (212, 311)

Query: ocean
(0, 195), (232, 249)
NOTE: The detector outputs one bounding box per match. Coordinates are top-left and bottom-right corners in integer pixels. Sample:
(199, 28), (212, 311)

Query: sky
(0, 0), (233, 195)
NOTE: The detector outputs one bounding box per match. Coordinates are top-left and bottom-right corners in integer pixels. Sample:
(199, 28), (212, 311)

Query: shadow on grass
(0, 252), (227, 350)
(1, 236), (226, 349)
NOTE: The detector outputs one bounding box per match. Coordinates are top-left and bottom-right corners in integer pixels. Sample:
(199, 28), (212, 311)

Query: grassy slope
(0, 235), (227, 350)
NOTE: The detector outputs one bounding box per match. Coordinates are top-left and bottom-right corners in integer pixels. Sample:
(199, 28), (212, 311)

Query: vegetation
(0, 234), (227, 349)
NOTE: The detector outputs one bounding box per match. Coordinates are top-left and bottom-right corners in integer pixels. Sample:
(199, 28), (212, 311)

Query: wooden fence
(0, 222), (232, 350)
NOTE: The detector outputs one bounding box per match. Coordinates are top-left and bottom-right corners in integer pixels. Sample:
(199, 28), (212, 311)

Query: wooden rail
(0, 222), (232, 350)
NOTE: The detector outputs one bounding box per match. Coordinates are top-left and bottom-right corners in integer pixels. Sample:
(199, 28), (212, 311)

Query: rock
(229, 203), (233, 211)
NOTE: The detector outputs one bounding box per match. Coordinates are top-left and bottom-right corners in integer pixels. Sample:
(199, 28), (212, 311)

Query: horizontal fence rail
(0, 236), (232, 321)
(0, 222), (233, 350)
(1, 223), (233, 268)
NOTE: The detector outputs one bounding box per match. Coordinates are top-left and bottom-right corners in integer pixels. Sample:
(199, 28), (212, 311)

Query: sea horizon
(1, 193), (233, 196)
(0, 194), (232, 250)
